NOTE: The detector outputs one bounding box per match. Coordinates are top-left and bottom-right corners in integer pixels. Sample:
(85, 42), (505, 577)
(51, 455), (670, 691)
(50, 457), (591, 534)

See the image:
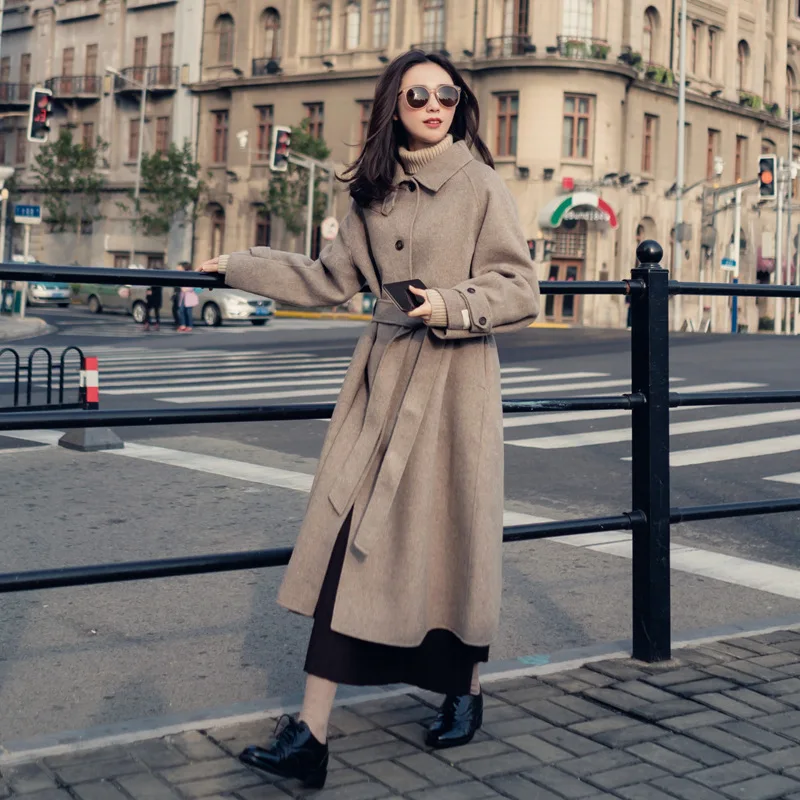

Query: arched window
(788, 66), (797, 115)
(372, 0), (390, 49)
(315, 3), (332, 53)
(737, 40), (750, 91)
(761, 137), (776, 154)
(643, 6), (658, 64)
(208, 205), (225, 258)
(215, 14), (235, 64)
(422, 0), (445, 47)
(345, 1), (361, 49)
(262, 8), (281, 60)
(563, 0), (594, 40)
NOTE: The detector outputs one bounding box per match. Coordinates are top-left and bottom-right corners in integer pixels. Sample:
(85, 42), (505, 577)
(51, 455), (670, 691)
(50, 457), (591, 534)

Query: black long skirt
(304, 511), (489, 696)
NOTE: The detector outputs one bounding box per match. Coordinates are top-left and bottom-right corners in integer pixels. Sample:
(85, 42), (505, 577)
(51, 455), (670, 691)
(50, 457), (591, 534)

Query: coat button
(395, 240), (404, 251)
(408, 182), (416, 192)
(479, 316), (487, 325)
(467, 287), (476, 294)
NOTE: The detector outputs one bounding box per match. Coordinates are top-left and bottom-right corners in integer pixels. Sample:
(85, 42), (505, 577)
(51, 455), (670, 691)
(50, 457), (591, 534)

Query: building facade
(0, 0), (204, 268)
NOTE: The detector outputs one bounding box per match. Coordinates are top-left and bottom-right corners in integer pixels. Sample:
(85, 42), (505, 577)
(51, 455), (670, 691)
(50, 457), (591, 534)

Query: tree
(117, 141), (206, 237)
(30, 129), (107, 233)
(264, 118), (330, 237)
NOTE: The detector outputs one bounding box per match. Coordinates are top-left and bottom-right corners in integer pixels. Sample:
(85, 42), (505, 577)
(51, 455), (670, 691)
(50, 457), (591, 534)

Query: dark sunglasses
(398, 84), (462, 109)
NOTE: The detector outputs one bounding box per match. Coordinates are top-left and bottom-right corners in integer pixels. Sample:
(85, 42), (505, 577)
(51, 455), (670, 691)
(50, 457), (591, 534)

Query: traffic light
(758, 155), (777, 200)
(269, 125), (291, 172)
(27, 87), (52, 143)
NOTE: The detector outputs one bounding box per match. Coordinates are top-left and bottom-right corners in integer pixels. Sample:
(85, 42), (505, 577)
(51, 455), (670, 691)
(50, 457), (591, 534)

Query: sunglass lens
(406, 87), (429, 108)
(438, 86), (460, 107)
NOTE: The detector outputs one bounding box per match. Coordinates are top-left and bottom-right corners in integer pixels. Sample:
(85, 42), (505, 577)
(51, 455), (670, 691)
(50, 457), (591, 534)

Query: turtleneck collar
(397, 134), (454, 175)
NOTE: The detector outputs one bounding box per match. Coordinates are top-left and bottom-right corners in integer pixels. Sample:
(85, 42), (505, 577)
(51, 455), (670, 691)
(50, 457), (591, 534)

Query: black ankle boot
(239, 716), (328, 788)
(425, 692), (483, 749)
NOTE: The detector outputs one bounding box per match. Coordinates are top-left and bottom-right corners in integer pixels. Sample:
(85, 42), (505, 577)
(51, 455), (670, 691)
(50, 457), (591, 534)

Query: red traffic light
(270, 125), (292, 172)
(27, 87), (53, 143)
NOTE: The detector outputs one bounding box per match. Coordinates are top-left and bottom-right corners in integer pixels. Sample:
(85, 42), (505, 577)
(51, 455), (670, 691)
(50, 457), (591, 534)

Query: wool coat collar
(392, 139), (474, 192)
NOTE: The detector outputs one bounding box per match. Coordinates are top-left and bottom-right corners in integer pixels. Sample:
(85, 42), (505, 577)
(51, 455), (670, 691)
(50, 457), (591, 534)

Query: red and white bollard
(80, 356), (100, 409)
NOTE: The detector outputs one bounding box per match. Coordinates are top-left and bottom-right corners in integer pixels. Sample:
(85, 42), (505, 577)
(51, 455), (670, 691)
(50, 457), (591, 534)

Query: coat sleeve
(220, 202), (366, 307)
(428, 169), (541, 340)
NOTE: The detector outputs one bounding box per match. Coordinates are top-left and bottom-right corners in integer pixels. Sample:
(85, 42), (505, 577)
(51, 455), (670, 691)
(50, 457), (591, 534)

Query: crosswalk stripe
(499, 377), (685, 398)
(622, 434), (800, 467)
(82, 357), (353, 377)
(764, 472), (800, 485)
(114, 375), (348, 395)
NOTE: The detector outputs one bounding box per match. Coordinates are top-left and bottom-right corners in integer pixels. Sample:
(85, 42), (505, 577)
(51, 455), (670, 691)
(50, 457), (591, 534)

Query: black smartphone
(384, 279), (428, 313)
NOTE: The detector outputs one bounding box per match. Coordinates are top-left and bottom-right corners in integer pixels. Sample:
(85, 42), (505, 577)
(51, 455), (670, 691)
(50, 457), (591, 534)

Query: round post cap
(636, 240), (664, 266)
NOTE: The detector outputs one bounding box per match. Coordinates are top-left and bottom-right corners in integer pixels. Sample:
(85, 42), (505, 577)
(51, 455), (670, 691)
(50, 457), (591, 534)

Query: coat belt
(327, 299), (447, 557)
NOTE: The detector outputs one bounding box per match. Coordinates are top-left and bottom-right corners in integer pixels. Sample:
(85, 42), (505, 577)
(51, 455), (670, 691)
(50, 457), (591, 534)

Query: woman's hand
(406, 285), (432, 321)
(198, 257), (220, 273)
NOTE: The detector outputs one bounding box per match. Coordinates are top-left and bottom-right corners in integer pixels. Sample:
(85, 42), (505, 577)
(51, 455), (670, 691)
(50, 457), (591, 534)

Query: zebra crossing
(1, 344), (797, 485)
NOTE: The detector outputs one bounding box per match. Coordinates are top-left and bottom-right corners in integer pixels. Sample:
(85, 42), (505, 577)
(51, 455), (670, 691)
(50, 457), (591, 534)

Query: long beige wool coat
(222, 141), (541, 648)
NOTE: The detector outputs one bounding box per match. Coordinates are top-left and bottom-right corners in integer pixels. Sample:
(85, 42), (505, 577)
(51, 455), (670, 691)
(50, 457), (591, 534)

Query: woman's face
(396, 62), (458, 151)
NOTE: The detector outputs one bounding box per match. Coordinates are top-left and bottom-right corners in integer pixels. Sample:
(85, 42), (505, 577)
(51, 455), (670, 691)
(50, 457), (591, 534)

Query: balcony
(55, 0), (101, 24)
(114, 65), (179, 92)
(555, 36), (611, 61)
(485, 35), (535, 58)
(0, 83), (31, 106)
(409, 41), (449, 56)
(46, 75), (101, 99)
(252, 57), (281, 77)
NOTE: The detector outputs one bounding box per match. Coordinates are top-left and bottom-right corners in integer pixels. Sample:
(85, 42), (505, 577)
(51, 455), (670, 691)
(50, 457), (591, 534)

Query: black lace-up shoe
(239, 716), (328, 788)
(425, 692), (483, 749)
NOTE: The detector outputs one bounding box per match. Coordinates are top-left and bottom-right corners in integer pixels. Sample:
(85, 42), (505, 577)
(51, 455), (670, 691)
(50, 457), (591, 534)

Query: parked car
(27, 281), (71, 307)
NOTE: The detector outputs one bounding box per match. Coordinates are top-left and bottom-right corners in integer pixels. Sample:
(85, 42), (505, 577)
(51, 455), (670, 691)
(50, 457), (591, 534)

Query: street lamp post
(106, 67), (148, 267)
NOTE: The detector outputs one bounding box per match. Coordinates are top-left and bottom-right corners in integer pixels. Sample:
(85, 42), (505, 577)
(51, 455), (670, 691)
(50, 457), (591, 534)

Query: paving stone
(752, 710), (800, 731)
(716, 721), (797, 750)
(678, 649), (727, 667)
(657, 734), (736, 766)
(753, 678), (800, 697)
(43, 747), (131, 770)
(626, 741), (703, 774)
(125, 740), (188, 770)
(483, 713), (551, 738)
(158, 758), (246, 784)
(328, 707), (378, 735)
(542, 677), (596, 694)
(721, 639), (782, 657)
(537, 727), (607, 756)
(53, 755), (145, 785)
(587, 763), (668, 790)
(724, 661), (789, 682)
(555, 668), (616, 688)
(71, 781), (129, 799)
(706, 665), (762, 686)
(570, 716), (638, 737)
(115, 771), (182, 799)
(206, 720), (275, 755)
(693, 692), (767, 719)
(487, 774), (560, 799)
(688, 726), (769, 757)
(669, 678), (740, 696)
(396, 752), (466, 785)
(778, 664), (800, 677)
(352, 694), (420, 715)
(505, 733), (572, 763)
(637, 699), (709, 721)
(585, 661), (648, 681)
(491, 684), (564, 704)
(336, 740), (418, 766)
(368, 703), (437, 728)
(747, 652), (800, 668)
(718, 774), (800, 799)
(320, 766), (370, 789)
(177, 770), (268, 798)
(689, 761), (768, 788)
(361, 760), (430, 793)
(481, 700), (532, 723)
(460, 749), (540, 779)
(751, 745), (800, 771)
(723, 688), (789, 714)
(167, 731), (228, 761)
(651, 775), (730, 800)
(613, 680), (677, 703)
(787, 728), (800, 743)
(4, 763), (58, 793)
(5, 790), (73, 800)
(522, 765), (602, 798)
(328, 729), (397, 753)
(296, 781), (393, 800)
(408, 781), (504, 799)
(644, 668), (710, 687)
(0, 780), (9, 799)
(522, 698), (589, 726)
(425, 739), (509, 764)
(487, 676), (539, 691)
(704, 643), (764, 661)
(776, 641), (800, 655)
(236, 784), (294, 798)
(557, 749), (640, 778)
(591, 722), (666, 747)
(552, 695), (619, 720)
(386, 721), (428, 747)
(582, 687), (645, 714)
(617, 784), (685, 800)
(661, 711), (734, 732)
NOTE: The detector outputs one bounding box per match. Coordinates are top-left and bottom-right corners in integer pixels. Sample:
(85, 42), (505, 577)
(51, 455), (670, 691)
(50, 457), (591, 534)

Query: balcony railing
(409, 41), (449, 55)
(0, 83), (30, 104)
(115, 65), (178, 91)
(252, 57), (281, 76)
(485, 35), (535, 58)
(45, 75), (101, 97)
(556, 36), (611, 61)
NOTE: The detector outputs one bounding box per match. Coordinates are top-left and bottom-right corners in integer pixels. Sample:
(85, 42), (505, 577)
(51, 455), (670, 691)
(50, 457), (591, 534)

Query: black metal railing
(0, 345), (86, 410)
(45, 75), (102, 97)
(115, 65), (179, 90)
(0, 83), (29, 103)
(556, 35), (611, 60)
(1, 243), (800, 665)
(252, 57), (281, 76)
(485, 35), (535, 58)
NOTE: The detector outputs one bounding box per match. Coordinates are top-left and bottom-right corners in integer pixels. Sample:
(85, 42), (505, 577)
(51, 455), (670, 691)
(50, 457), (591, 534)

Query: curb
(3, 611), (800, 767)
(0, 316), (53, 342)
(274, 309), (571, 329)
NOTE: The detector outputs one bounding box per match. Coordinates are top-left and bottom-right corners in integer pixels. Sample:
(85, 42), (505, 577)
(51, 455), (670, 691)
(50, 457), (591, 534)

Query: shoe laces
(271, 714), (300, 758)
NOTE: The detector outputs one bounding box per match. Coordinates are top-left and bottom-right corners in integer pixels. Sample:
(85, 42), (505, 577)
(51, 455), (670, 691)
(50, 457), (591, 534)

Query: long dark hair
(342, 50), (494, 207)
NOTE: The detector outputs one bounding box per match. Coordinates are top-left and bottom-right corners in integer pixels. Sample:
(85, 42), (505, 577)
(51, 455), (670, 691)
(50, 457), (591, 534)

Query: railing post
(630, 240), (671, 662)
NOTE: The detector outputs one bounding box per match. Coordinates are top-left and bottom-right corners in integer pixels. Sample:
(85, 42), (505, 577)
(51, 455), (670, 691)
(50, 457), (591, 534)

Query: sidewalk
(2, 629), (800, 799)
(0, 315), (51, 342)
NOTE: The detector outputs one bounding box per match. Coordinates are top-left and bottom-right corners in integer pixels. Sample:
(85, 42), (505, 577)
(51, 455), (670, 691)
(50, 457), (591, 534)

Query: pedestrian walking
(172, 262), (190, 329)
(198, 50), (540, 789)
(142, 284), (162, 331)
(177, 266), (198, 332)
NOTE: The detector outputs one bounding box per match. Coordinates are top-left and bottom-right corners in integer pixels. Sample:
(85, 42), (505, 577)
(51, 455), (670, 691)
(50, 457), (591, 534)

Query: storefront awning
(538, 192), (618, 230)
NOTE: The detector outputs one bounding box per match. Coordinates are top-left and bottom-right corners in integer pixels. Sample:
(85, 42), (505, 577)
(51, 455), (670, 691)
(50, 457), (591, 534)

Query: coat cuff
(217, 254), (230, 274)
(433, 287), (472, 330)
(425, 289), (449, 327)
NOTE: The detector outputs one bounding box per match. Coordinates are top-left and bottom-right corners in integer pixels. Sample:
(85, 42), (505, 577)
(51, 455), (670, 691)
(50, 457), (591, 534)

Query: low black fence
(0, 241), (799, 665)
(0, 345), (87, 410)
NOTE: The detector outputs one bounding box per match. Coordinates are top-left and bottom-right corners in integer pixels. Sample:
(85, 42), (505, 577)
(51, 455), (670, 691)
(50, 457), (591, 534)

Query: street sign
(721, 257), (737, 271)
(14, 204), (41, 225)
(321, 216), (339, 241)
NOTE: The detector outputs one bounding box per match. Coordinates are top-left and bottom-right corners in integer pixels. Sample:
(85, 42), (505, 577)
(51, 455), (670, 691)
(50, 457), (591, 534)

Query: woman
(199, 50), (540, 789)
(177, 265), (199, 332)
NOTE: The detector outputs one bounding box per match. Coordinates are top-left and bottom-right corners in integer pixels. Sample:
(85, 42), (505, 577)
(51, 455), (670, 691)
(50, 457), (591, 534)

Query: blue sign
(14, 204), (41, 224)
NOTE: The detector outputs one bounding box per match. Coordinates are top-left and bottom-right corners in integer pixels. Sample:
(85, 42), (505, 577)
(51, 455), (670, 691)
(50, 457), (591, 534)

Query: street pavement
(0, 305), (799, 748)
(3, 629), (800, 799)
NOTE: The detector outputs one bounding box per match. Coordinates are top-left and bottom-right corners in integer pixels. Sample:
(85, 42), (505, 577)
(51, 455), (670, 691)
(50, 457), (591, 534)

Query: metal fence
(0, 241), (799, 665)
(0, 344), (86, 410)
